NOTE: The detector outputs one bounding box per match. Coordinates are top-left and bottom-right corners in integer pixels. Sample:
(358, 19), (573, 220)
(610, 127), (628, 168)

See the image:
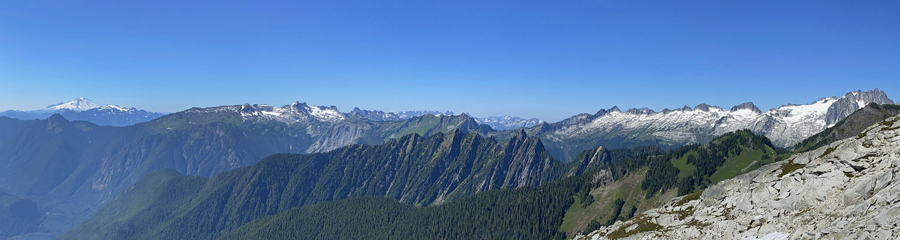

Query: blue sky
(1, 1), (897, 122)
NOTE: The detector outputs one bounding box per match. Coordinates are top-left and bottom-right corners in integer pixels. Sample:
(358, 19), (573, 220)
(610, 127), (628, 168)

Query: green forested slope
(562, 130), (790, 234)
(0, 112), (495, 237)
(0, 188), (41, 239)
(216, 130), (787, 238)
(62, 129), (567, 240)
(219, 178), (582, 240)
(65, 128), (791, 239)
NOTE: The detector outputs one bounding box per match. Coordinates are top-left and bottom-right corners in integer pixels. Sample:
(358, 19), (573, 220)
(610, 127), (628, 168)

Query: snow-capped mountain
(348, 108), (541, 130)
(47, 97), (100, 111)
(473, 115), (543, 130)
(396, 110), (454, 119)
(235, 102), (346, 123)
(544, 89), (893, 149)
(198, 103), (468, 126)
(347, 108), (455, 122)
(0, 98), (166, 126)
(347, 108), (402, 121)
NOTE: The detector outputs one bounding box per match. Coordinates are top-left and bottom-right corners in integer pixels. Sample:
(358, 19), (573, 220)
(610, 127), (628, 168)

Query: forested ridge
(219, 130), (788, 239)
(220, 176), (586, 240)
(64, 129), (795, 239)
(62, 129), (570, 240)
(642, 130), (788, 196)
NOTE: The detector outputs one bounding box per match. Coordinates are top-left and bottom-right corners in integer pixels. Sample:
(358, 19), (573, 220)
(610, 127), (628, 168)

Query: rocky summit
(578, 115), (900, 239)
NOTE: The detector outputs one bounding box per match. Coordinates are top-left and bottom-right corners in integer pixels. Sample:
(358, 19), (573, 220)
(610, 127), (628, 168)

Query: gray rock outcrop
(825, 88), (894, 126)
(730, 102), (762, 113)
(577, 115), (900, 239)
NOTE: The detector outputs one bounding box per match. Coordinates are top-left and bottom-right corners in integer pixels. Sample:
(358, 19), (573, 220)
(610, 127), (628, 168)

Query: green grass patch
(708, 149), (767, 184)
(778, 160), (806, 177)
(673, 205), (695, 221)
(857, 131), (868, 139)
(879, 117), (898, 127)
(819, 146), (837, 158)
(395, 115), (441, 138)
(605, 214), (662, 240)
(673, 190), (703, 207)
(559, 195), (585, 232)
(559, 168), (675, 236)
(670, 150), (697, 179)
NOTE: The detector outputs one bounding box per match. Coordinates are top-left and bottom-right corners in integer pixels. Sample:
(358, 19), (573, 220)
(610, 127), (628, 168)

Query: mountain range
(65, 102), (900, 240)
(512, 89), (893, 160)
(0, 98), (166, 127)
(348, 108), (543, 130)
(1, 98), (544, 131)
(64, 121), (791, 239)
(0, 88), (894, 239)
(0, 109), (495, 238)
(61, 129), (576, 239)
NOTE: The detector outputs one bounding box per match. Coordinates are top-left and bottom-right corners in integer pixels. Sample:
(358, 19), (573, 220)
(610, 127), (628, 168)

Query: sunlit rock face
(578, 115), (900, 240)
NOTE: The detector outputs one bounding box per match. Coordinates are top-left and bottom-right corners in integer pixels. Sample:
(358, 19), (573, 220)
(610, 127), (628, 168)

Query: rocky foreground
(578, 116), (900, 239)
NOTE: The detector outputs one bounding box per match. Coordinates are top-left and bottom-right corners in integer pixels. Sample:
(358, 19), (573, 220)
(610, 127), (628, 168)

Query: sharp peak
(47, 113), (69, 121)
(848, 88), (882, 94)
(693, 103), (722, 111)
(348, 111), (366, 118)
(843, 88), (890, 98)
(625, 107), (656, 115)
(729, 102), (762, 113)
(512, 128), (529, 137)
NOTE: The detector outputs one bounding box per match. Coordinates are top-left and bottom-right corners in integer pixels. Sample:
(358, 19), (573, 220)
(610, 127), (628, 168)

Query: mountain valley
(0, 89), (896, 239)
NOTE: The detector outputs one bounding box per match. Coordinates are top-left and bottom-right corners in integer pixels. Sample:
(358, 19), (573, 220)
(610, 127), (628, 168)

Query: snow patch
(237, 102), (346, 123)
(307, 106), (345, 121)
(99, 105), (132, 112)
(775, 97), (835, 125)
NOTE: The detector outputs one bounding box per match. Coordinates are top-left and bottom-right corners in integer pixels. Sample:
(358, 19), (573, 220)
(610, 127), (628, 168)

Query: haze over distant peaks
(473, 115), (543, 130)
(347, 107), (541, 130)
(346, 108), (454, 122)
(47, 97), (100, 111)
(0, 97), (165, 126)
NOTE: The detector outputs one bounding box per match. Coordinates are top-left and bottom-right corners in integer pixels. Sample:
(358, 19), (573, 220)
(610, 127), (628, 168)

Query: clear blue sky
(1, 1), (897, 122)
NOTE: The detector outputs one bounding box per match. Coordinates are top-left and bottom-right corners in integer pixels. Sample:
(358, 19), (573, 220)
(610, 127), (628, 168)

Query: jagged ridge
(62, 129), (566, 240)
(507, 89), (892, 161)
